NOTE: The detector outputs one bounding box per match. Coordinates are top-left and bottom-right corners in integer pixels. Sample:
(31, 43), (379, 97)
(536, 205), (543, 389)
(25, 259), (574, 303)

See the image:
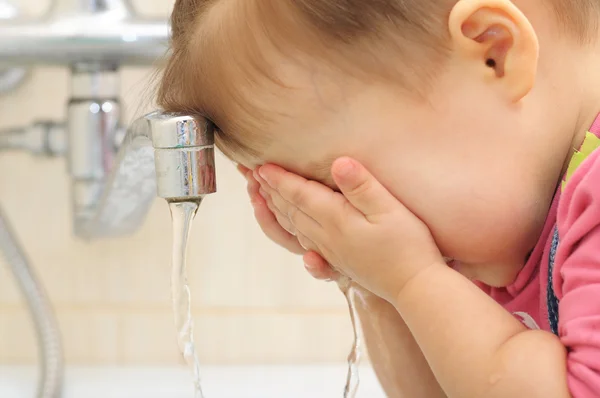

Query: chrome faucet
(0, 0), (217, 238)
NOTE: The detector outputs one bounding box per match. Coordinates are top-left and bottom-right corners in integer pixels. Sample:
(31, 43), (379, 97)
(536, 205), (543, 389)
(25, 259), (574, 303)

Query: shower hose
(0, 204), (64, 398)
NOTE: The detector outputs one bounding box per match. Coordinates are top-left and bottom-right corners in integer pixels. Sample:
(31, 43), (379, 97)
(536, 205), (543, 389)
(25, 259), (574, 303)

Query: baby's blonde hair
(157, 0), (599, 160)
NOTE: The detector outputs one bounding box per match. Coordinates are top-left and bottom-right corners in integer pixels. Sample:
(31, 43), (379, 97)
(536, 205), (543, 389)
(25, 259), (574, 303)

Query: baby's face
(236, 61), (566, 287)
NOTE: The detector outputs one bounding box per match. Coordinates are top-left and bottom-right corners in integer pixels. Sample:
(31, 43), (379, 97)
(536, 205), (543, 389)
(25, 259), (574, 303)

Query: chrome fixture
(0, 121), (66, 156)
(0, 0), (217, 238)
(0, 0), (28, 94)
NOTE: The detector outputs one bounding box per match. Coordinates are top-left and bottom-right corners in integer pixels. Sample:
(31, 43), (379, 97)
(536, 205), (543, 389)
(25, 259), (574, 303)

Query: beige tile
(0, 308), (121, 365)
(57, 311), (120, 364)
(104, 200), (173, 306)
(120, 312), (182, 364)
(120, 67), (159, 121)
(120, 311), (355, 365)
(10, 0), (50, 16)
(0, 308), (37, 363)
(195, 312), (353, 364)
(104, 249), (172, 306)
(0, 156), (76, 305)
(67, 245), (113, 304)
(131, 0), (175, 16)
(0, 68), (68, 125)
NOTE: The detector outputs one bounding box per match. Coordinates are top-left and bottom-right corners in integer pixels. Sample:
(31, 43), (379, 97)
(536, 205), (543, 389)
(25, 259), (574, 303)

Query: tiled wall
(0, 0), (352, 365)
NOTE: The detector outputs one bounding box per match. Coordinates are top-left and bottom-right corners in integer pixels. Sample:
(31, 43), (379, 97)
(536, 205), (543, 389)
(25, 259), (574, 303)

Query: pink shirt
(484, 116), (600, 397)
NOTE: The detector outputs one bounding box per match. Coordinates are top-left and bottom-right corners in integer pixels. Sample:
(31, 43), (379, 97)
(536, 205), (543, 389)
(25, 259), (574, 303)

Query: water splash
(169, 201), (204, 398)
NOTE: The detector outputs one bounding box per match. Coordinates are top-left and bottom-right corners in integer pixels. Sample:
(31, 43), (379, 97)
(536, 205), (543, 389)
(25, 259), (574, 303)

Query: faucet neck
(49, 0), (134, 17)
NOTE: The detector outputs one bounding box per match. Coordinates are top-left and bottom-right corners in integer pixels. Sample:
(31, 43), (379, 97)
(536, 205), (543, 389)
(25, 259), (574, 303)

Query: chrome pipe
(0, 122), (66, 156)
(0, 20), (169, 67)
(68, 65), (122, 225)
(0, 0), (169, 67)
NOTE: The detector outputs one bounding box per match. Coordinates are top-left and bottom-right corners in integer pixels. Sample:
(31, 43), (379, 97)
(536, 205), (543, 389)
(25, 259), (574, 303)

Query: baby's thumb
(331, 157), (398, 217)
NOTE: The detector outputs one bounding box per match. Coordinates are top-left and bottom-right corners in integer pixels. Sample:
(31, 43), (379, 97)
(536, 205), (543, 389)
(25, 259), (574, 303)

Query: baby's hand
(238, 164), (341, 281)
(257, 158), (445, 303)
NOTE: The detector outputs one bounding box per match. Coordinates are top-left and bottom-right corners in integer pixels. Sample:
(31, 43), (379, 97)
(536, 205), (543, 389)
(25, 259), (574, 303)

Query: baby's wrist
(389, 259), (448, 306)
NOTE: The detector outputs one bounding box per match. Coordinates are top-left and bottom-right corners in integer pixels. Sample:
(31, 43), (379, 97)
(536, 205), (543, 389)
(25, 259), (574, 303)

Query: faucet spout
(149, 113), (217, 202)
(74, 112), (216, 239)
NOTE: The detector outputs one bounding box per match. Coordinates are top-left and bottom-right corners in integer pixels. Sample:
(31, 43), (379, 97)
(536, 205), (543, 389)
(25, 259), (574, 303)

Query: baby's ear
(448, 0), (539, 103)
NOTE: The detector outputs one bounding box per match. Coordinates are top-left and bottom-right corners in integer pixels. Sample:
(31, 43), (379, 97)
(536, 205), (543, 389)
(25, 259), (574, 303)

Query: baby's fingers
(253, 196), (305, 255)
(241, 168), (305, 255)
(254, 170), (293, 214)
(237, 164), (251, 176)
(261, 188), (297, 236)
(304, 251), (340, 281)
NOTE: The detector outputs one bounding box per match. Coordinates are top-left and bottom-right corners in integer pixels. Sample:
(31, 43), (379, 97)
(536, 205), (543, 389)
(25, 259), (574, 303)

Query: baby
(158, 0), (600, 396)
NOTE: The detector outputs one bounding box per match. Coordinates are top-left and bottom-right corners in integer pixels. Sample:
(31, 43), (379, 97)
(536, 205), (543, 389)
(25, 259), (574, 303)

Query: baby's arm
(391, 151), (600, 398)
(393, 263), (571, 398)
(352, 284), (446, 398)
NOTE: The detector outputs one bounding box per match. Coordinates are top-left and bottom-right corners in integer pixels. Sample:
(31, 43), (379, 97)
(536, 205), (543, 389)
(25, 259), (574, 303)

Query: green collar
(562, 132), (600, 191)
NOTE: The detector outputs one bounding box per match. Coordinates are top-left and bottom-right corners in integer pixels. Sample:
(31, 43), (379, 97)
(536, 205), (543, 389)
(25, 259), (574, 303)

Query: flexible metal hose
(0, 204), (64, 398)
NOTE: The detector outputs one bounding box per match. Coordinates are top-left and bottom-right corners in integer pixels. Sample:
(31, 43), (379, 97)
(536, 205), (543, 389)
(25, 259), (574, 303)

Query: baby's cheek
(433, 204), (530, 264)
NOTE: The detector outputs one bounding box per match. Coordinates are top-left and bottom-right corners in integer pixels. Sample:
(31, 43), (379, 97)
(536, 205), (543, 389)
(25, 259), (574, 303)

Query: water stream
(169, 200), (204, 398)
(169, 201), (363, 398)
(338, 276), (363, 398)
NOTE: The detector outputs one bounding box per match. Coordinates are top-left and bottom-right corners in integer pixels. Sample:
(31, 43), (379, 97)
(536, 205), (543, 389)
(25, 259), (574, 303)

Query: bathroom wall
(0, 0), (352, 365)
